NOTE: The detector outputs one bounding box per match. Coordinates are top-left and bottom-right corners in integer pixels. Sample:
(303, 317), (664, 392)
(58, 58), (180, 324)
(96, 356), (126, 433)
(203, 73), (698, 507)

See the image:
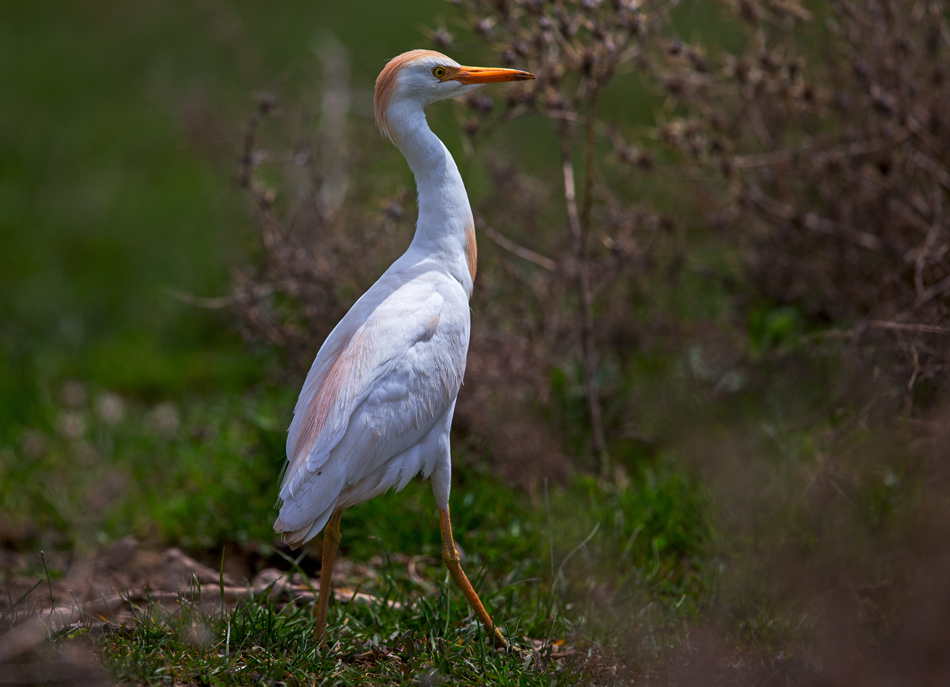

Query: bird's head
(375, 49), (534, 142)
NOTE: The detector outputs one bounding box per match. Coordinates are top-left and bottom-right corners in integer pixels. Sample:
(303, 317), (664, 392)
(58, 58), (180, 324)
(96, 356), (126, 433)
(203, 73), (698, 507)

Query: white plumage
(272, 49), (534, 648)
(275, 267), (467, 546)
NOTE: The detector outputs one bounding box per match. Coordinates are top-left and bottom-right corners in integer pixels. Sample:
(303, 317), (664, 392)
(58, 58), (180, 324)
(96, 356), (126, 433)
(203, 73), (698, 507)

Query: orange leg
(314, 508), (344, 647)
(439, 506), (507, 648)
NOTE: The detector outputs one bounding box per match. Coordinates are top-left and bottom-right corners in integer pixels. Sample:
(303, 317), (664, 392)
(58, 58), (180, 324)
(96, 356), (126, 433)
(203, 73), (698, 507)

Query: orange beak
(452, 66), (536, 84)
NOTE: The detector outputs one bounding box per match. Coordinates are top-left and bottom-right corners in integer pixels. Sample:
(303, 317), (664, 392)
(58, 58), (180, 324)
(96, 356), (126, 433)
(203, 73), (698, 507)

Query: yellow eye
(433, 66), (446, 78)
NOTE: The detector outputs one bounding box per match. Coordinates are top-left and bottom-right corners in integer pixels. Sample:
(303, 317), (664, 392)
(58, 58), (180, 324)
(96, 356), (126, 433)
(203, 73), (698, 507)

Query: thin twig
(476, 218), (561, 273)
(560, 118), (607, 466)
(553, 522), (601, 593)
(164, 286), (234, 309)
(868, 320), (950, 334)
(29, 577), (399, 631)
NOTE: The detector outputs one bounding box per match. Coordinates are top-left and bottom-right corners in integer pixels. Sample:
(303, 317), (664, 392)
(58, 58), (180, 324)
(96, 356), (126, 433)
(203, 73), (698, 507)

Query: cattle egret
(273, 50), (535, 649)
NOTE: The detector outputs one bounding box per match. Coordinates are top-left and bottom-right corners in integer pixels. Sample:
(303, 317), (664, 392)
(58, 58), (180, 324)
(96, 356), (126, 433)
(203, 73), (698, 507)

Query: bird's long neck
(389, 101), (476, 295)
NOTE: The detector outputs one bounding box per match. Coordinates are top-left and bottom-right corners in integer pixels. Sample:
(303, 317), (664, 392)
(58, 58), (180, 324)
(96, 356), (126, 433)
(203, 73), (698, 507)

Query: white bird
(273, 49), (534, 648)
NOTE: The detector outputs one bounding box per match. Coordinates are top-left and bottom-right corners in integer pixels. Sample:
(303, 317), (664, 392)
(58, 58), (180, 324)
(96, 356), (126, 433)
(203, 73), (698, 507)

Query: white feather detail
(274, 259), (469, 543)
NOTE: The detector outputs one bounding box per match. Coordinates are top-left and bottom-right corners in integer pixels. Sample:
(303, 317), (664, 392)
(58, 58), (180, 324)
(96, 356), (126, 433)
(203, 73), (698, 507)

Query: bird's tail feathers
(274, 503), (335, 550)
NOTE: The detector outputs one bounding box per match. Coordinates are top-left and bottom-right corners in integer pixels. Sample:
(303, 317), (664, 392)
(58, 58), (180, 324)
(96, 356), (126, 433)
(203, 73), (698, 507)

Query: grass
(90, 586), (573, 686)
(2, 375), (706, 685)
(0, 296), (707, 684)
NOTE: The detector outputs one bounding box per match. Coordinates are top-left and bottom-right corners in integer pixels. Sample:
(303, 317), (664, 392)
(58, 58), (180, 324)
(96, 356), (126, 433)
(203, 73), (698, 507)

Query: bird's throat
(390, 103), (477, 292)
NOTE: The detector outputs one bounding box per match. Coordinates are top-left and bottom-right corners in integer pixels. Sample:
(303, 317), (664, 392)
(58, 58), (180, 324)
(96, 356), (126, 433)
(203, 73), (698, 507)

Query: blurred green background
(1, 0), (708, 567)
(1, 0), (454, 398)
(0, 0), (460, 547)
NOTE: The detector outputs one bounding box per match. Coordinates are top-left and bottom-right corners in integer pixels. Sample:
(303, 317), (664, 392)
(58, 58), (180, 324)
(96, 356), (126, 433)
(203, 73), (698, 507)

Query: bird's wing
(275, 271), (468, 542)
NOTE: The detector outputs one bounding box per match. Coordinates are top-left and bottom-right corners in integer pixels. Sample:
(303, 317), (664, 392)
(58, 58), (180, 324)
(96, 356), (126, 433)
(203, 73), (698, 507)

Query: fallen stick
(26, 570), (400, 630)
